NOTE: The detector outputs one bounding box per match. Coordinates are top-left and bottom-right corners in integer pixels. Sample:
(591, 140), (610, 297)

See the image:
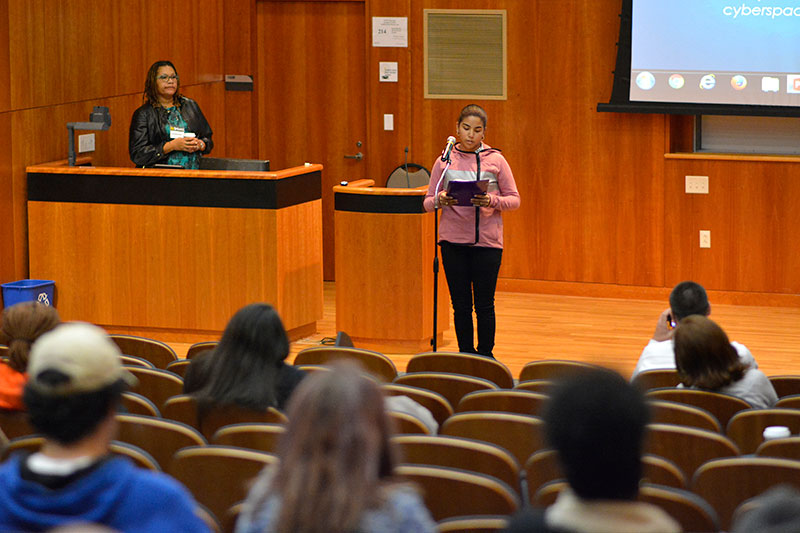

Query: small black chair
(386, 163), (430, 188)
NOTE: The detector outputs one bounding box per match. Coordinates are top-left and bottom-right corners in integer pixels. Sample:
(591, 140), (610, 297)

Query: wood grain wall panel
(223, 0), (258, 157)
(257, 0), (367, 279)
(0, 0), (10, 113)
(0, 113), (14, 283)
(664, 158), (800, 295)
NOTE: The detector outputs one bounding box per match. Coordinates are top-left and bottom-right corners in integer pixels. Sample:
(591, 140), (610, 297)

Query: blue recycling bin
(1, 279), (55, 308)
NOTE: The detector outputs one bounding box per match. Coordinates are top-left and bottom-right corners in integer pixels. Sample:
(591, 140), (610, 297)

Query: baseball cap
(28, 322), (137, 395)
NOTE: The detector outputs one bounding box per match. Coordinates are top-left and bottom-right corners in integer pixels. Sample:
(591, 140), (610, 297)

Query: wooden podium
(334, 180), (449, 353)
(26, 159), (323, 342)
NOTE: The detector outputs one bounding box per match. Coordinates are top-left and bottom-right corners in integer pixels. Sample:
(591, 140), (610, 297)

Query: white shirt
(631, 339), (756, 380)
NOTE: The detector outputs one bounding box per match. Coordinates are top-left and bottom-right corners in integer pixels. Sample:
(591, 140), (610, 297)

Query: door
(257, 0), (367, 280)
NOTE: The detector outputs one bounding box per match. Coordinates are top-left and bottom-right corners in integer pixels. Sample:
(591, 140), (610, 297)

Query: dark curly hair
(142, 60), (182, 107)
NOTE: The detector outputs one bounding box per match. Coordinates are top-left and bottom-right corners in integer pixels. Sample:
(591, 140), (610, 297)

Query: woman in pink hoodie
(423, 104), (520, 358)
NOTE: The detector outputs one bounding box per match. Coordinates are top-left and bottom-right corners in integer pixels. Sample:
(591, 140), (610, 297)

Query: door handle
(344, 152), (363, 160)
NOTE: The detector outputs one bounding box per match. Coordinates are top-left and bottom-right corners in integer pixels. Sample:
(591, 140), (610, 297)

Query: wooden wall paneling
(0, 113), (15, 283)
(366, 0), (412, 183)
(257, 0), (367, 280)
(0, 0), (10, 112)
(223, 0), (258, 158)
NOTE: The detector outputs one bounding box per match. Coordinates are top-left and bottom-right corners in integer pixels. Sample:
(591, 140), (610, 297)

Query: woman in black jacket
(128, 60), (213, 168)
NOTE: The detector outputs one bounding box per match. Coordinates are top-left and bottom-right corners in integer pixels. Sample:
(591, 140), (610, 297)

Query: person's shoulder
(369, 484), (436, 532)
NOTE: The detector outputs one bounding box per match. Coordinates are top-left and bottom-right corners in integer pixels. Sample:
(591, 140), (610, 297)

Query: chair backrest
(518, 360), (600, 383)
(641, 454), (687, 489)
(385, 163), (431, 188)
(115, 414), (206, 470)
(726, 408), (800, 454)
(407, 352), (514, 389)
(119, 353), (156, 369)
(395, 464), (518, 521)
(755, 436), (800, 460)
(165, 359), (192, 378)
(393, 434), (520, 492)
(162, 394), (199, 428)
(0, 434), (44, 462)
(167, 445), (278, 524)
(436, 515), (510, 532)
(648, 399), (722, 433)
(186, 341), (218, 360)
(387, 410), (431, 435)
(632, 369), (681, 391)
(533, 479), (568, 507)
(646, 387), (752, 428)
(211, 423), (285, 454)
(767, 375), (800, 398)
(394, 372), (498, 410)
(692, 456), (800, 531)
(0, 410), (35, 439)
(513, 379), (553, 394)
(775, 393), (800, 409)
(109, 334), (178, 369)
(524, 449), (563, 503)
(440, 411), (545, 466)
(294, 346), (397, 382)
(645, 423), (740, 480)
(199, 404), (287, 441)
(382, 383), (454, 426)
(120, 391), (161, 417)
(457, 389), (548, 417)
(126, 366), (185, 409)
(638, 483), (720, 533)
(108, 440), (161, 471)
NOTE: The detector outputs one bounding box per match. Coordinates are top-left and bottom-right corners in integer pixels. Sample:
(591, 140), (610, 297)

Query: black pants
(440, 242), (503, 358)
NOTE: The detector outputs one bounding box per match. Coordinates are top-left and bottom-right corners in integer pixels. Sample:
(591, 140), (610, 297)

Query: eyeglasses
(157, 75), (179, 82)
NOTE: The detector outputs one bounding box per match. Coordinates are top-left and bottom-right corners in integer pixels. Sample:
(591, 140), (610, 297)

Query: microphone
(404, 146), (410, 187)
(441, 136), (456, 162)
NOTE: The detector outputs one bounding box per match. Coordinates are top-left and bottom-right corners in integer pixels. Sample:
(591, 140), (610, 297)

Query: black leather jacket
(128, 96), (213, 167)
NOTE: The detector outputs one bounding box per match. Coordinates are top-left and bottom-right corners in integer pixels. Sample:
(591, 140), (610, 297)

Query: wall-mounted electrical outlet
(685, 175), (709, 194)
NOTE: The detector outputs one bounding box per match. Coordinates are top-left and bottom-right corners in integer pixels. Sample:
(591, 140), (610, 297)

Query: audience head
(674, 314), (746, 389)
(732, 486), (800, 533)
(201, 303), (290, 410)
(143, 60), (181, 106)
(182, 349), (215, 394)
(669, 280), (710, 321)
(23, 322), (136, 445)
(265, 364), (396, 532)
(1, 301), (60, 373)
(544, 368), (649, 501)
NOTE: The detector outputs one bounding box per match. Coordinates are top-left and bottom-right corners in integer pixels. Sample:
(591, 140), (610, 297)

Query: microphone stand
(431, 156), (452, 352)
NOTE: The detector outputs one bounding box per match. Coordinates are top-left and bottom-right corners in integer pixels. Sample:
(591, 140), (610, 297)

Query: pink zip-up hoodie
(423, 142), (520, 249)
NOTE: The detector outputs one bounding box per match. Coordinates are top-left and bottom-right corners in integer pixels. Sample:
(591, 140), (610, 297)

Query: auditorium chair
(631, 369), (681, 391)
(394, 372), (498, 410)
(436, 515), (509, 532)
(692, 456), (800, 531)
(395, 464), (519, 521)
(767, 375), (800, 399)
(120, 391), (161, 417)
(393, 434), (521, 493)
(646, 387), (752, 428)
(387, 410), (432, 435)
(294, 346), (397, 382)
(382, 383), (454, 426)
(115, 414), (206, 470)
(756, 436), (800, 460)
(186, 341), (218, 360)
(456, 389), (547, 417)
(211, 423), (285, 454)
(726, 408), (800, 454)
(648, 399), (722, 433)
(440, 411), (545, 466)
(125, 366), (184, 409)
(645, 423), (740, 480)
(518, 359), (601, 383)
(406, 352), (514, 389)
(513, 379), (553, 394)
(109, 334), (178, 369)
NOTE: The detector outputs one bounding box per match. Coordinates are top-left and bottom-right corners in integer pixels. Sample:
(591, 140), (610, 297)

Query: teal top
(164, 106), (200, 169)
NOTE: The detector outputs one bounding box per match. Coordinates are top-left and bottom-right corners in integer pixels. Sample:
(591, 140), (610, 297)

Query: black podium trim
(27, 171), (321, 209)
(335, 192), (425, 214)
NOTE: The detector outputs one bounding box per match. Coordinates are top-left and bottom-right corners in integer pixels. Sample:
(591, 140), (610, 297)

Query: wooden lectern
(26, 159), (323, 343)
(333, 180), (449, 353)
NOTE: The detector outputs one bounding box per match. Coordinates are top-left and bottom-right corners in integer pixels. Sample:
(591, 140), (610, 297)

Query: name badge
(169, 127), (185, 139)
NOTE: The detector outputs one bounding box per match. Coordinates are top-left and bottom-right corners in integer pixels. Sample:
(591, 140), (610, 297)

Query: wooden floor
(174, 282), (800, 381)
